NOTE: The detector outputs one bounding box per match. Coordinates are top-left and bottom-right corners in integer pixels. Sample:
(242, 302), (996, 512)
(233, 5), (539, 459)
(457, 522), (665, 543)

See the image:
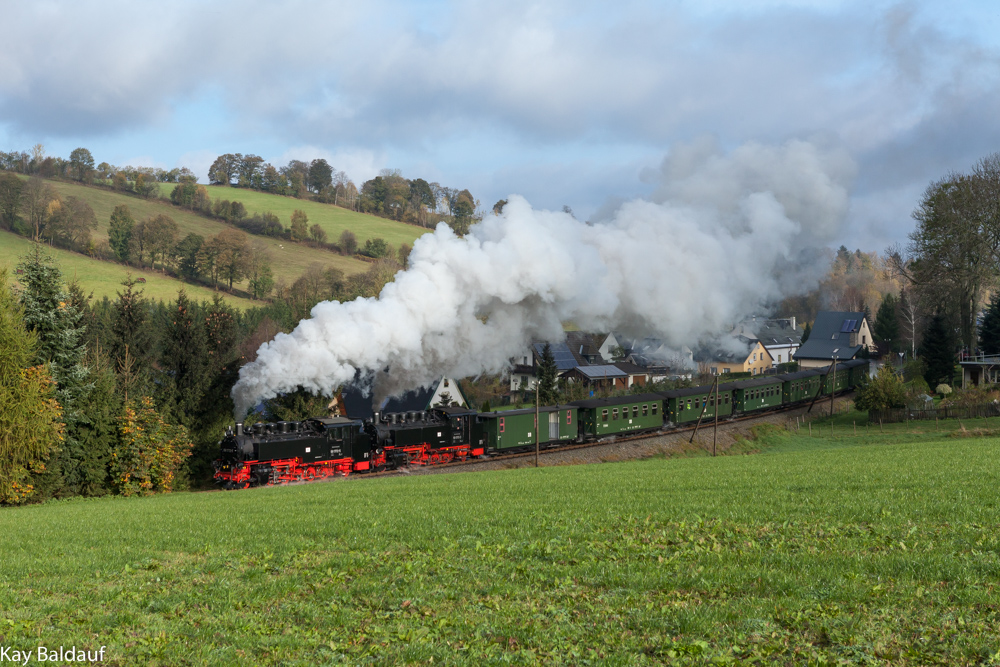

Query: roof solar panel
(840, 319), (857, 332)
(533, 342), (579, 370)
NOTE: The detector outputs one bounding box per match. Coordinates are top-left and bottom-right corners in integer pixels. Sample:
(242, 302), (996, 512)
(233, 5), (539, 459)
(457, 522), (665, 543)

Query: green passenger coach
(729, 377), (784, 413)
(660, 385), (733, 425)
(478, 406), (578, 451)
(569, 393), (665, 439)
(777, 369), (822, 403)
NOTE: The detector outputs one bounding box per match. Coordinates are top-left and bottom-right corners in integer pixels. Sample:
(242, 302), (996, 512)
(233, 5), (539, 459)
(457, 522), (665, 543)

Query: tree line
(0, 244), (421, 505)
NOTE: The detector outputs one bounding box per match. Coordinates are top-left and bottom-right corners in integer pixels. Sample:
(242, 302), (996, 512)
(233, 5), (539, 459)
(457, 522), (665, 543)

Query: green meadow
(0, 416), (998, 665)
(158, 182), (430, 250)
(0, 232), (261, 309)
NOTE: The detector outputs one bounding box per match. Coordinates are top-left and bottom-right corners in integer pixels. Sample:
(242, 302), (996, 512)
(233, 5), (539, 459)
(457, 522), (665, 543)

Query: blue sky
(2, 0), (999, 251)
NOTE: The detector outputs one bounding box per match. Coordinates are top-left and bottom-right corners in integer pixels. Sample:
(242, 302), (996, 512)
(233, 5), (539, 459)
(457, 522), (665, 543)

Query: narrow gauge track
(368, 392), (853, 477)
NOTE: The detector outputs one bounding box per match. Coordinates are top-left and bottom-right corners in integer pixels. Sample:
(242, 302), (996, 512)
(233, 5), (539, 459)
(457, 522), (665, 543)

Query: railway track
(380, 391), (855, 475)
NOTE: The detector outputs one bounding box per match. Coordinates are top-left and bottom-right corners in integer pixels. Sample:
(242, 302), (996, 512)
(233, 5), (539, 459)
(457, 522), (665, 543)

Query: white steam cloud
(232, 138), (854, 417)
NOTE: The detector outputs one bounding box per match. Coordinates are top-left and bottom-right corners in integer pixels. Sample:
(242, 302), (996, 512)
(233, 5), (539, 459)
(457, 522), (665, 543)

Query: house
(509, 335), (619, 391)
(560, 364), (628, 390)
(613, 361), (649, 388)
(694, 336), (774, 376)
(794, 311), (877, 369)
(732, 316), (804, 366)
(337, 377), (467, 419)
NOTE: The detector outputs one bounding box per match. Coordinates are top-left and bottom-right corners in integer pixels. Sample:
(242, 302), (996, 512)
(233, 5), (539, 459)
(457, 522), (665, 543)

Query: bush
(854, 364), (907, 411)
(935, 384), (952, 395)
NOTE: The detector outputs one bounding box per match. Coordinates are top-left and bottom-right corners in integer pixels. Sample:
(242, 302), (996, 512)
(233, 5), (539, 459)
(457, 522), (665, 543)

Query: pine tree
(922, 312), (955, 389)
(537, 343), (559, 405)
(0, 269), (64, 504)
(111, 275), (152, 397)
(17, 246), (92, 498)
(802, 322), (812, 343)
(162, 290), (209, 421)
(873, 293), (900, 353)
(74, 347), (121, 496)
(979, 292), (1000, 355)
(263, 386), (330, 421)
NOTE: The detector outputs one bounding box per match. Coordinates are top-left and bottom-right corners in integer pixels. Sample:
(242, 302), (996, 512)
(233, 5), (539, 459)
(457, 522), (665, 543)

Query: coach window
(632, 406), (638, 417)
(652, 403), (658, 415)
(642, 404), (648, 416)
(602, 409), (608, 423)
(613, 408), (619, 420)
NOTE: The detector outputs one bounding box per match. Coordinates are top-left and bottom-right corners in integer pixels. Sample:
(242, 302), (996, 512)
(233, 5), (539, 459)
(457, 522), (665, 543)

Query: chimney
(790, 316), (796, 330)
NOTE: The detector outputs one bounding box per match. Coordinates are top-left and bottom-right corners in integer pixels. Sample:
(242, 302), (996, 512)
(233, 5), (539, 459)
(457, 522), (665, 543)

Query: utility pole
(713, 377), (719, 457)
(535, 381), (540, 468)
(690, 376), (719, 445)
(830, 356), (838, 417)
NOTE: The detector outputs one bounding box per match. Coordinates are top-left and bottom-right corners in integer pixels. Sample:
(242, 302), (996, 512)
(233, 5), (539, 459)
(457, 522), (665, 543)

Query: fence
(869, 403), (1000, 424)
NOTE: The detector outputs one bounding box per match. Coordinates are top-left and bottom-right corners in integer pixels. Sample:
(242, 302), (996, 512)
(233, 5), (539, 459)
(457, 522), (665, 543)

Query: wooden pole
(830, 358), (837, 417)
(535, 383), (539, 468)
(690, 376), (719, 445)
(713, 379), (719, 457)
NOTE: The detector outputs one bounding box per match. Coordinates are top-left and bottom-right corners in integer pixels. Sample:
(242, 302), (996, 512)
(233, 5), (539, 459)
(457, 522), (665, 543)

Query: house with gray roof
(731, 316), (804, 367)
(794, 311), (876, 369)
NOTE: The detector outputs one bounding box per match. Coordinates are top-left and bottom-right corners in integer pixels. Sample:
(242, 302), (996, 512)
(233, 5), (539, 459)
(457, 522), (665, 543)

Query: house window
(444, 379), (449, 387)
(862, 335), (866, 345)
(778, 354), (782, 362)
(602, 409), (608, 423)
(753, 352), (757, 361)
(642, 404), (648, 416)
(612, 408), (618, 420)
(711, 367), (718, 375)
(723, 368), (730, 373)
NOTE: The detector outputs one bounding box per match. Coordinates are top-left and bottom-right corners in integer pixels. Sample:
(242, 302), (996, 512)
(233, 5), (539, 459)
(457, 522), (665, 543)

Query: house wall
(709, 343), (773, 376)
(430, 377), (466, 407)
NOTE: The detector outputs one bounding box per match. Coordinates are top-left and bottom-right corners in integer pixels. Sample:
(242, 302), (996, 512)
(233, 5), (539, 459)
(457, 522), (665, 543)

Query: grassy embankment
(0, 415), (998, 665)
(163, 183), (430, 251)
(0, 232), (260, 309)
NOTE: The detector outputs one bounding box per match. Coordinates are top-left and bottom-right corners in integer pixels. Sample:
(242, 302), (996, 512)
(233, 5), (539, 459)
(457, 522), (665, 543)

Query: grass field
(157, 182), (430, 250)
(0, 232), (261, 309)
(28, 178), (371, 287)
(1, 416), (998, 665)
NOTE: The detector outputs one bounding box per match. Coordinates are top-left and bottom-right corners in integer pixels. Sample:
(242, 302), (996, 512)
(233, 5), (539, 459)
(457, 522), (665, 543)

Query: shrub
(854, 364), (907, 411)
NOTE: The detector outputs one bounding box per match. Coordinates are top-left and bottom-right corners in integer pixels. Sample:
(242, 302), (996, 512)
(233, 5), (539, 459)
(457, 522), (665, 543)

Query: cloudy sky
(2, 0), (998, 251)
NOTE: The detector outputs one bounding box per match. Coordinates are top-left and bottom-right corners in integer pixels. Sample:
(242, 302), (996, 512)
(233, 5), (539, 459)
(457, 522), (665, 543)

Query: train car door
(548, 412), (558, 440)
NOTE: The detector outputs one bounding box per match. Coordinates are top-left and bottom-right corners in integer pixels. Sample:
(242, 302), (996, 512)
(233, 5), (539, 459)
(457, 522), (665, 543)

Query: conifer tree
(0, 269), (63, 504)
(74, 347), (121, 496)
(802, 322), (812, 343)
(537, 343), (559, 405)
(110, 275), (152, 396)
(873, 293), (900, 354)
(17, 246), (91, 497)
(922, 312), (955, 389)
(162, 290), (208, 421)
(979, 292), (1000, 355)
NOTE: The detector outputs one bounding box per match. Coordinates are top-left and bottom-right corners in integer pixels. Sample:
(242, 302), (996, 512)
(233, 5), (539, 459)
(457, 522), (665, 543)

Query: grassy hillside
(1, 418), (998, 664)
(0, 232), (261, 308)
(159, 182), (430, 249)
(33, 179), (371, 287)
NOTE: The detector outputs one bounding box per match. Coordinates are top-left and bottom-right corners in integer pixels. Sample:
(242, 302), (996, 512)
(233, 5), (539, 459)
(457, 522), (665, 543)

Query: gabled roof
(382, 386), (437, 413)
(693, 336), (763, 364)
(795, 311), (867, 360)
(613, 361), (648, 376)
(735, 318), (804, 347)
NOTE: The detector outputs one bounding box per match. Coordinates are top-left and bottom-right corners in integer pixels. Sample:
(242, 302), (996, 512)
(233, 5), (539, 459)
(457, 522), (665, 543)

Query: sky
(2, 0), (999, 252)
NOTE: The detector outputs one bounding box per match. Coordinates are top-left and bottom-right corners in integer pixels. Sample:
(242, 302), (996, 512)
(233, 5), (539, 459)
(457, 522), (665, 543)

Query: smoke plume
(232, 138), (854, 417)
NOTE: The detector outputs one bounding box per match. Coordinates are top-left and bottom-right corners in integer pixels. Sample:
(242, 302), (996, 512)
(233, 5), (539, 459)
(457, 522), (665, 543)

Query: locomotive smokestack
(236, 422), (243, 436)
(232, 138), (854, 418)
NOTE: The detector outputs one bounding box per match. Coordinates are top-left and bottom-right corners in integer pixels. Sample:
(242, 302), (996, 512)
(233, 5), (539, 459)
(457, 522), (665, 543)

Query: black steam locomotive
(214, 406), (483, 488)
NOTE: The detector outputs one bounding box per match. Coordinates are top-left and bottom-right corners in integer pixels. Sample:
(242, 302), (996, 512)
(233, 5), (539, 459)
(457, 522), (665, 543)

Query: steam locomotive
(214, 406), (485, 488)
(215, 359), (868, 488)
